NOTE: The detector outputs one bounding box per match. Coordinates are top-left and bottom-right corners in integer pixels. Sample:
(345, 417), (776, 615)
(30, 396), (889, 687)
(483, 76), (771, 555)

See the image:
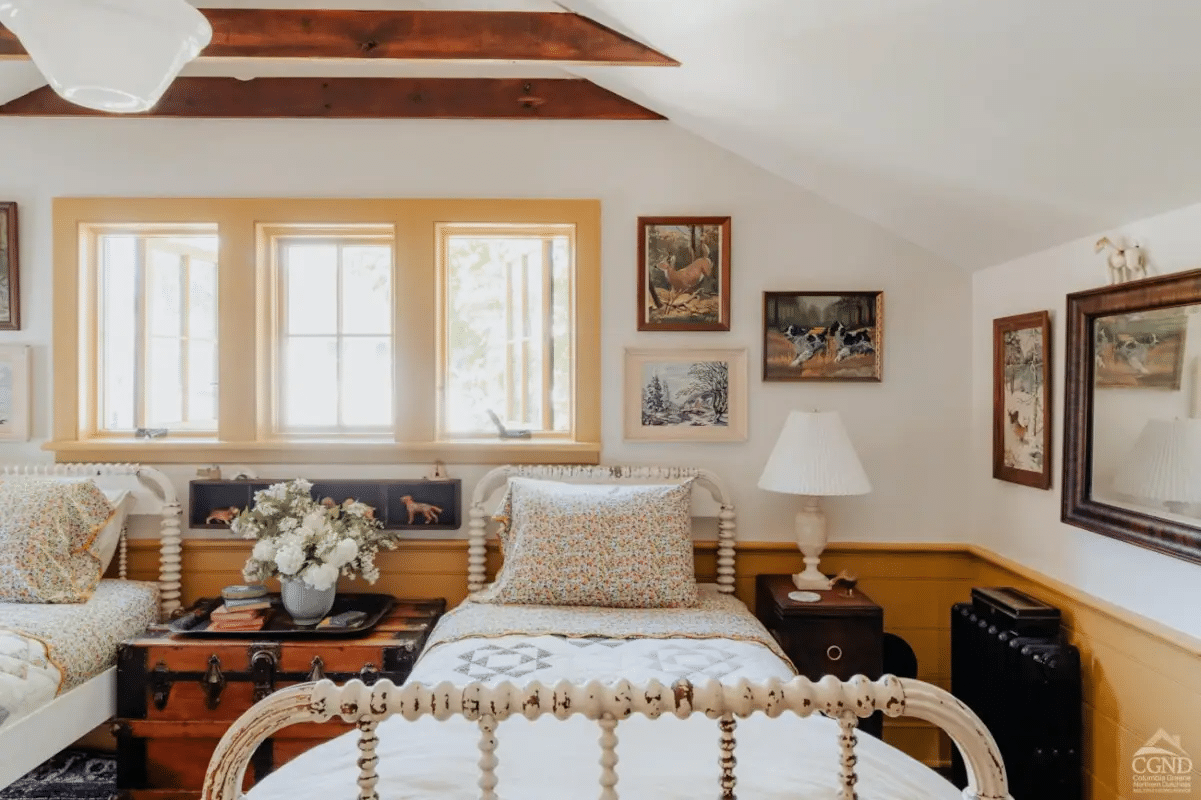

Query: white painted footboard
(201, 674), (1012, 800)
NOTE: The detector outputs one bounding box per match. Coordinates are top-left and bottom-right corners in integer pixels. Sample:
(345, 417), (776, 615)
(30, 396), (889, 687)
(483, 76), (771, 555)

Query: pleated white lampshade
(758, 410), (872, 497)
(0, 0), (211, 113)
(1112, 418), (1201, 503)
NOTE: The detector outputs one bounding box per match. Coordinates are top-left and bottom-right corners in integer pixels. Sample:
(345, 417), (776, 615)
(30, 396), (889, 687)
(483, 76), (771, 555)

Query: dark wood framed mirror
(1063, 268), (1201, 564)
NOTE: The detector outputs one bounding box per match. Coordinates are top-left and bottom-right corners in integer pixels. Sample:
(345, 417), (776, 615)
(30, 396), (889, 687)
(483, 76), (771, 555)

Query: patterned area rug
(0, 751), (116, 800)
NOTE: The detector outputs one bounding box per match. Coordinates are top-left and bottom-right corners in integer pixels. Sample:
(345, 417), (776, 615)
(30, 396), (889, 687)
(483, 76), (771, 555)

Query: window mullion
(180, 253), (191, 425)
(336, 242), (345, 431)
(541, 237), (554, 432)
(133, 238), (148, 429)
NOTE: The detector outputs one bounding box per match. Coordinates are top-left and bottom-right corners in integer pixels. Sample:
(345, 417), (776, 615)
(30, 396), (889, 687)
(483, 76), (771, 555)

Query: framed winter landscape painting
(763, 291), (883, 381)
(993, 311), (1051, 488)
(0, 202), (17, 331)
(0, 345), (30, 441)
(637, 216), (731, 332)
(624, 347), (747, 441)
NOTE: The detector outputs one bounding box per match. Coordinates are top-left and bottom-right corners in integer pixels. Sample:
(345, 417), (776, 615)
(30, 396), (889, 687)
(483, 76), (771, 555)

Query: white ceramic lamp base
(791, 497), (832, 590)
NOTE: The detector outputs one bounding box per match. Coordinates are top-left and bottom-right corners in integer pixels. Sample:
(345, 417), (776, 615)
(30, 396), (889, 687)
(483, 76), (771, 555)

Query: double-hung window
(88, 225), (218, 437)
(53, 199), (600, 464)
(439, 224), (573, 440)
(265, 227), (394, 436)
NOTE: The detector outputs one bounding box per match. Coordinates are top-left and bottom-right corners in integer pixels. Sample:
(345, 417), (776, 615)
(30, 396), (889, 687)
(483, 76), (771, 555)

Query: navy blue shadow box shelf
(189, 478), (461, 531)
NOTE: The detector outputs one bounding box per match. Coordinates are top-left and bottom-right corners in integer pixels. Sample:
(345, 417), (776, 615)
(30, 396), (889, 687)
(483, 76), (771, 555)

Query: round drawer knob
(826, 645), (843, 661)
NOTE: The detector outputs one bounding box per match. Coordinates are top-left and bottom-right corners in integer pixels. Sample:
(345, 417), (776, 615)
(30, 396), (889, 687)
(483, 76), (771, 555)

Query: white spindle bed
(0, 463), (181, 789)
(202, 465), (1011, 800)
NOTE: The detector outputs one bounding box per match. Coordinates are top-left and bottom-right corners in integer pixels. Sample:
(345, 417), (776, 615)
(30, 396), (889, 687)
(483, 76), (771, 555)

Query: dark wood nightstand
(116, 596), (446, 800)
(755, 573), (883, 737)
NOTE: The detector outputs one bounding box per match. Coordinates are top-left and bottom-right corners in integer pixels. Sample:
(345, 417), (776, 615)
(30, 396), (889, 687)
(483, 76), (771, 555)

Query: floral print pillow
(477, 477), (699, 608)
(0, 478), (116, 603)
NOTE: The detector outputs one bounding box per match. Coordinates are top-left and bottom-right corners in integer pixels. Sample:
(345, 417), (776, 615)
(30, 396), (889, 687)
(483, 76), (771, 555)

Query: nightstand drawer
(773, 616), (882, 682)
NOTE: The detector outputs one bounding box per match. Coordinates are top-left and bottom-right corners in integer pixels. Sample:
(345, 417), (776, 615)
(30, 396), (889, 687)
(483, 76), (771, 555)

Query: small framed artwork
(638, 216), (731, 331)
(1094, 307), (1186, 390)
(993, 310), (1051, 489)
(0, 202), (17, 331)
(624, 347), (747, 441)
(763, 291), (883, 381)
(0, 345), (30, 441)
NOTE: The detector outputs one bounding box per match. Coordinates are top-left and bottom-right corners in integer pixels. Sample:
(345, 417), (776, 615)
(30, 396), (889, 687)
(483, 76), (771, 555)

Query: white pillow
(94, 489), (133, 573)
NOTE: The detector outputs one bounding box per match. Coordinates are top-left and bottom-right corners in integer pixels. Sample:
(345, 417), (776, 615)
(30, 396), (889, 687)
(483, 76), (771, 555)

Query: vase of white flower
(279, 576), (337, 625)
(232, 478), (393, 626)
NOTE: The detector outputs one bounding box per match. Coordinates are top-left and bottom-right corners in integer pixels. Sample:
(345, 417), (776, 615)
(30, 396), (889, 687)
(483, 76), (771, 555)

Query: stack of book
(208, 584), (272, 632)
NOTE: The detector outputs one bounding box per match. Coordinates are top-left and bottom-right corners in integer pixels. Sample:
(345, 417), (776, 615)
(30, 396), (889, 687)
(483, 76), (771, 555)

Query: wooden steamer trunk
(115, 598), (446, 800)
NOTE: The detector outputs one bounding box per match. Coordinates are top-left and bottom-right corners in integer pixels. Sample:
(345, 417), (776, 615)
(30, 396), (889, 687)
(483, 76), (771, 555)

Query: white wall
(0, 117), (970, 545)
(972, 201), (1201, 639)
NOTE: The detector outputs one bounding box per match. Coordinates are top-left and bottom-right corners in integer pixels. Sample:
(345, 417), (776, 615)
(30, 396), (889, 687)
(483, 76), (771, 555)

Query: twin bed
(204, 465), (1012, 800)
(0, 464), (180, 789)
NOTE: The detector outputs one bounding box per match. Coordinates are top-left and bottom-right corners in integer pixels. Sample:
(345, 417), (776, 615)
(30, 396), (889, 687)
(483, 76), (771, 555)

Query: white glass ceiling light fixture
(758, 410), (872, 590)
(0, 0), (211, 113)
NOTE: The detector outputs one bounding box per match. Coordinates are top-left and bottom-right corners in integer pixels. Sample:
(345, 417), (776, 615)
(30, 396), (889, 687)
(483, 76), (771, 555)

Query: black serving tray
(167, 592), (396, 638)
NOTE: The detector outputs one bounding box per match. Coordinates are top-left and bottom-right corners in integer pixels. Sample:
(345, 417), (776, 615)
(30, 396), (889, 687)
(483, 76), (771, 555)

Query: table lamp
(758, 410), (871, 590)
(1111, 418), (1201, 515)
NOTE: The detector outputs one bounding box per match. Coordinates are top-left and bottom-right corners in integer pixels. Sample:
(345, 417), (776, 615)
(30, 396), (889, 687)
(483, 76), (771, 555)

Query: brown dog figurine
(400, 495), (442, 524)
(205, 506), (240, 525)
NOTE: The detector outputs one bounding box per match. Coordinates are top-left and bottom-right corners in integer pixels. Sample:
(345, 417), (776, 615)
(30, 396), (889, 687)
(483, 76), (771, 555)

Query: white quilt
(0, 630), (59, 730)
(250, 593), (961, 800)
(0, 580), (159, 732)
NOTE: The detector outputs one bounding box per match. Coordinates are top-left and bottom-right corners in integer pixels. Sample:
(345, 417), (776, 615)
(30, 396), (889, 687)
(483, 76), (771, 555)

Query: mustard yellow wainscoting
(119, 539), (1201, 798)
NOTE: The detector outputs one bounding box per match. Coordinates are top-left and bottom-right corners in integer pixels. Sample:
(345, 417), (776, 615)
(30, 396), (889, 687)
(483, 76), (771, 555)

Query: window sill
(43, 439), (602, 466)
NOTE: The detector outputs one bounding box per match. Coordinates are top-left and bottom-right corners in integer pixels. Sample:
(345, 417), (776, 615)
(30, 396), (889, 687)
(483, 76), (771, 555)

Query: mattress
(0, 579), (159, 730)
(249, 589), (959, 800)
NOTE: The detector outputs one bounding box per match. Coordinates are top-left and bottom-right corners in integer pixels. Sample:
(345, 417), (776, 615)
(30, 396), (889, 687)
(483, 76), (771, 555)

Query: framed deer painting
(638, 216), (731, 331)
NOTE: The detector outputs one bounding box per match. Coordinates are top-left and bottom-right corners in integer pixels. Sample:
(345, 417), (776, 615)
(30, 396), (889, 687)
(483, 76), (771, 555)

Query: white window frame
(263, 225), (395, 439)
(83, 223), (219, 439)
(436, 222), (577, 442)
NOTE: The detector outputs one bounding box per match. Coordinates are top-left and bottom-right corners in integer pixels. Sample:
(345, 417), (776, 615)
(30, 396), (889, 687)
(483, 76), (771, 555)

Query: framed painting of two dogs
(763, 291), (883, 381)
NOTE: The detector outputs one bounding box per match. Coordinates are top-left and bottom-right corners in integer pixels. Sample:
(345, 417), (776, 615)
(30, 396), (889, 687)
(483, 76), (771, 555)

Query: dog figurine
(401, 495), (443, 524)
(205, 506), (240, 525)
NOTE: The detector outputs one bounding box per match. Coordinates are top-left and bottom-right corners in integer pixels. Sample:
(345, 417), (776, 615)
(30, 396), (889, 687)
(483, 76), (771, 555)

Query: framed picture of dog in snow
(993, 310), (1052, 489)
(762, 291), (883, 382)
(638, 216), (731, 331)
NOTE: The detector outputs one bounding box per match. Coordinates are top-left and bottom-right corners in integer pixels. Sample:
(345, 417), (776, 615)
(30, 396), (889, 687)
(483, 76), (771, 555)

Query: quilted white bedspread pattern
(0, 579), (159, 731)
(249, 596), (960, 799)
(0, 630), (58, 730)
(412, 633), (794, 686)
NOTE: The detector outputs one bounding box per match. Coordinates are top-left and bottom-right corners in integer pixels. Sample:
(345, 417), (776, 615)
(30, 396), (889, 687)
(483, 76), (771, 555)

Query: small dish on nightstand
(788, 590), (822, 603)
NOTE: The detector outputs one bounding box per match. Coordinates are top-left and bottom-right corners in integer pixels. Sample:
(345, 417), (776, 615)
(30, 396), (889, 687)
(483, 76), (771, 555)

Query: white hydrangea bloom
(331, 538), (358, 567)
(303, 562), (339, 591)
(251, 538), (277, 561)
(274, 544), (305, 576)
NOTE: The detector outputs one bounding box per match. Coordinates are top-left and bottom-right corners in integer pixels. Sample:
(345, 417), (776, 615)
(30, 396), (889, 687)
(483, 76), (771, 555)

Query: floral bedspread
(0, 580), (159, 730)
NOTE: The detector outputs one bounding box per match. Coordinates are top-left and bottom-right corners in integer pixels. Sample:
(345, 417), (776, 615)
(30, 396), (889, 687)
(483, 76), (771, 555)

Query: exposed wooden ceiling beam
(0, 77), (667, 120)
(0, 10), (678, 66)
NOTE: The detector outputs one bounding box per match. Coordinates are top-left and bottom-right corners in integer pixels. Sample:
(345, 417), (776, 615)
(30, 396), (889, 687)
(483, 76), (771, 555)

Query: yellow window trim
(42, 439), (602, 466)
(50, 197), (601, 466)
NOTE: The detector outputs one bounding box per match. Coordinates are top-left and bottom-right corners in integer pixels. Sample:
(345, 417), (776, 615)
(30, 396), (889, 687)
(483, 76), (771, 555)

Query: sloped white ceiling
(7, 0), (1201, 270)
(567, 0), (1201, 270)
